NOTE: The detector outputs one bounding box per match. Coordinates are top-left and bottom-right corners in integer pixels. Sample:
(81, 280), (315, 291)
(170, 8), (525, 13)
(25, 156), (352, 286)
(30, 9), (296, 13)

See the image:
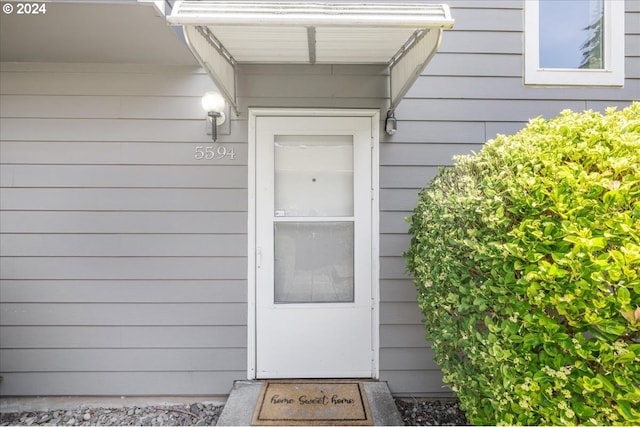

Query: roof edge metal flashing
(169, 2), (454, 28)
(169, 1), (453, 116)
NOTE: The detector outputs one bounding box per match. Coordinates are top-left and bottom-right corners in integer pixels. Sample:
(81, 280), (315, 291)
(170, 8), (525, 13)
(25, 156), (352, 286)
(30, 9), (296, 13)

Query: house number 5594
(194, 145), (236, 160)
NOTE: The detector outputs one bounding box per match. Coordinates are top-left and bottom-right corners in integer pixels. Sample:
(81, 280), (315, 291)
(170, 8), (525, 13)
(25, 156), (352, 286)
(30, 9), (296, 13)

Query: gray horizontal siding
(380, 348), (441, 371)
(380, 257), (412, 280)
(381, 121), (486, 143)
(628, 1), (640, 12)
(0, 372), (243, 396)
(0, 63), (248, 397)
(0, 281), (246, 303)
(0, 211), (247, 234)
(451, 7), (522, 31)
(381, 371), (449, 397)
(381, 143), (483, 165)
(380, 234), (412, 257)
(1, 141), (247, 163)
(1, 165), (247, 188)
(0, 326), (247, 348)
(0, 67), (214, 96)
(1, 258), (246, 280)
(0, 303), (247, 326)
(380, 166), (439, 189)
(380, 303), (423, 325)
(396, 99), (592, 121)
(0, 349), (246, 372)
(1, 234), (246, 257)
(0, 95), (206, 119)
(1, 188), (247, 211)
(236, 96), (387, 113)
(238, 73), (388, 98)
(425, 53), (522, 77)
(440, 31), (522, 54)
(380, 279), (418, 302)
(380, 325), (429, 348)
(380, 211), (411, 234)
(626, 58), (640, 78)
(380, 189), (422, 211)
(410, 76), (640, 100)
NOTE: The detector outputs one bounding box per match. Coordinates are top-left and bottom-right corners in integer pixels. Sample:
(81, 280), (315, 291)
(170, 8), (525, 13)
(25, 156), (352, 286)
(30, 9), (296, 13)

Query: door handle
(256, 247), (262, 268)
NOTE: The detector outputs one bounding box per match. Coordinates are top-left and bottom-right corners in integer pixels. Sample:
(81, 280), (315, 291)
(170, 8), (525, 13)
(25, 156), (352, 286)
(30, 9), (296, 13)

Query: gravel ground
(1, 399), (468, 426)
(0, 403), (223, 427)
(394, 399), (469, 426)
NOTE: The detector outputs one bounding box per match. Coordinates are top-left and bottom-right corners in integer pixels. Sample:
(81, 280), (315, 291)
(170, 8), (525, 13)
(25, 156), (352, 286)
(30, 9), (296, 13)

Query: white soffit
(168, 1), (454, 114)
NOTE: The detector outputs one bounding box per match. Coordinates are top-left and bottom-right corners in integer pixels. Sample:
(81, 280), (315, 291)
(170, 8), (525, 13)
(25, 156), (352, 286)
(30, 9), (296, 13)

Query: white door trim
(247, 108), (380, 379)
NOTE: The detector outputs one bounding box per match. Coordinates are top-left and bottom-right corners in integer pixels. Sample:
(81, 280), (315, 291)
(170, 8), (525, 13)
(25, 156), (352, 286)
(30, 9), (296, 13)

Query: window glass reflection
(539, 0), (604, 69)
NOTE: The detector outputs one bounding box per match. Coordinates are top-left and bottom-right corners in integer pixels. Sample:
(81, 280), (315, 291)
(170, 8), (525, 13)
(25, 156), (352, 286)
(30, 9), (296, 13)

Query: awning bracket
(307, 27), (317, 65)
(183, 24), (240, 115)
(388, 27), (444, 114)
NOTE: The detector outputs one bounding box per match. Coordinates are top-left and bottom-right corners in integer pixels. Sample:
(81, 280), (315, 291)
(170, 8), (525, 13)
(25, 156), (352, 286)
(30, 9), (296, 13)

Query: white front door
(250, 110), (379, 379)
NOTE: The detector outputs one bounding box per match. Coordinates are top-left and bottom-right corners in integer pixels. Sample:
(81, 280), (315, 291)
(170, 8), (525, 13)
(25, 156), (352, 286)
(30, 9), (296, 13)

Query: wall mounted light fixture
(201, 91), (227, 141)
(385, 110), (397, 136)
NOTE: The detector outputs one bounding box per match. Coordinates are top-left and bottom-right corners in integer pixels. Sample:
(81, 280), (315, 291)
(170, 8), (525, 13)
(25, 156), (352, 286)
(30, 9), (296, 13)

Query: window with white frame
(524, 0), (625, 86)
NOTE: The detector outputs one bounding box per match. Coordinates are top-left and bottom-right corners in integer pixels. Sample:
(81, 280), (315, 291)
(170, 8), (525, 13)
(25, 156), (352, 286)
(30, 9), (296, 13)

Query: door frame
(247, 108), (380, 379)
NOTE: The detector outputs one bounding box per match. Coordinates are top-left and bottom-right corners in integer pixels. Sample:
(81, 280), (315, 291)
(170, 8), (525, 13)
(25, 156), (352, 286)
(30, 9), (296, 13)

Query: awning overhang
(167, 1), (454, 115)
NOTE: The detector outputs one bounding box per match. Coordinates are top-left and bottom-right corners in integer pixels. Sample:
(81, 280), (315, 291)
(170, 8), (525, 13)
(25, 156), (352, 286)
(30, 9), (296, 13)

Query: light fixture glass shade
(201, 91), (226, 113)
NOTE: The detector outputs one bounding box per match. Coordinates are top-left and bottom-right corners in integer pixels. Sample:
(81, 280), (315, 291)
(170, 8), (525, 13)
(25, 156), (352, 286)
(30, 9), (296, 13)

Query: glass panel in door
(274, 222), (354, 303)
(274, 135), (353, 217)
(273, 135), (354, 304)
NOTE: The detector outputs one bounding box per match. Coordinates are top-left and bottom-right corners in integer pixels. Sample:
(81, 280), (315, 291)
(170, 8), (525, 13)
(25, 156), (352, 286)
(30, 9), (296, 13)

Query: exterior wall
(0, 0), (638, 398)
(0, 63), (248, 395)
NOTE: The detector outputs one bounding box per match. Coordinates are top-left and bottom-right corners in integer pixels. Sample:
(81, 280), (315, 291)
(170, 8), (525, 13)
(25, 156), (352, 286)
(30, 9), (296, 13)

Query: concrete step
(217, 380), (403, 426)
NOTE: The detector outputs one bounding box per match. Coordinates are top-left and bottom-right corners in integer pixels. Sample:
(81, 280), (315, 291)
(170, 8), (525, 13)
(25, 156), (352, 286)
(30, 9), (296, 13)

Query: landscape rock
(1, 398), (466, 426)
(0, 403), (223, 426)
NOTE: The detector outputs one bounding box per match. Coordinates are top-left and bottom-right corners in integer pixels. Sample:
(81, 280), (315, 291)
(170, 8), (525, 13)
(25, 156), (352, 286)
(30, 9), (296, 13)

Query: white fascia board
(168, 1), (454, 29)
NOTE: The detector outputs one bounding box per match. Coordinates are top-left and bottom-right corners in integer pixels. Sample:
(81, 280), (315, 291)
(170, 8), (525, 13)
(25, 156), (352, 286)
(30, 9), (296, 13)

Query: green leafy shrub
(404, 103), (640, 425)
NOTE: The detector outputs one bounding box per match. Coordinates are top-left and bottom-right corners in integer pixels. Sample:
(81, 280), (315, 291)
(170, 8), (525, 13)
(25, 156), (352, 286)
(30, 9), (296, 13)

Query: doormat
(251, 381), (373, 426)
